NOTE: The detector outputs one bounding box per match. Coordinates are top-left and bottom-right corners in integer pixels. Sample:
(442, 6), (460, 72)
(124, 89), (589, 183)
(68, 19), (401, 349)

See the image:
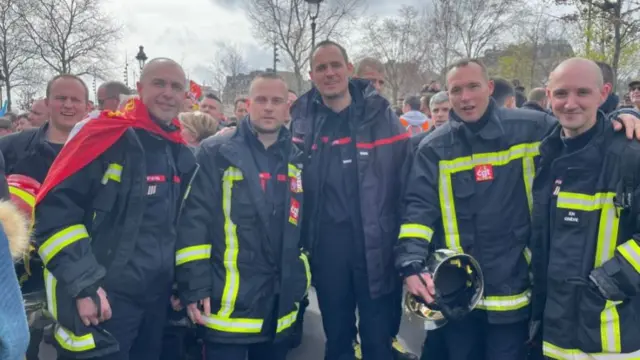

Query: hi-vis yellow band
(175, 245), (211, 266)
(9, 185), (35, 208)
(617, 240), (640, 273)
(38, 225), (89, 265)
(101, 163), (122, 185)
(556, 191), (622, 354)
(477, 289), (531, 311)
(399, 224), (434, 242)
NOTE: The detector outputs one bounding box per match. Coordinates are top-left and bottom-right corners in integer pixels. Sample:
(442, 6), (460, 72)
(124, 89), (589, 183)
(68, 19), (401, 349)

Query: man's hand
(612, 113), (640, 140)
(186, 297), (211, 326)
(170, 295), (183, 312)
(405, 273), (436, 304)
(77, 287), (111, 326)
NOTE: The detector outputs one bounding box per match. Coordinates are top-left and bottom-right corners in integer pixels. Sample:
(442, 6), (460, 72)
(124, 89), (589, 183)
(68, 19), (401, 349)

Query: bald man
(28, 99), (48, 127)
(530, 58), (640, 359)
(34, 58), (197, 360)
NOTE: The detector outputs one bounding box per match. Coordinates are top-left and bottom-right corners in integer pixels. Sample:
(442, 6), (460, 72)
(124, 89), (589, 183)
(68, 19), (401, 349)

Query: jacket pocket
(575, 284), (608, 353)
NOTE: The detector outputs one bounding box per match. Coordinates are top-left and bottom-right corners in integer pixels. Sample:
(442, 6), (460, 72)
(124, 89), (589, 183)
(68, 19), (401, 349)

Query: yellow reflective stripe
(38, 225), (89, 265)
(288, 163), (301, 177)
(175, 245), (211, 266)
(276, 304), (299, 333)
(522, 156), (535, 214)
(44, 269), (57, 320)
(9, 185), (35, 208)
(219, 167), (243, 318)
(439, 171), (461, 251)
(55, 326), (96, 352)
(300, 253), (311, 292)
(595, 197), (620, 267)
(523, 247), (532, 265)
(438, 142), (540, 172)
(477, 289), (531, 311)
(601, 300), (622, 353)
(399, 224), (434, 241)
(202, 314), (263, 333)
(617, 240), (640, 273)
(542, 341), (631, 359)
(557, 192), (614, 211)
(101, 163), (123, 185)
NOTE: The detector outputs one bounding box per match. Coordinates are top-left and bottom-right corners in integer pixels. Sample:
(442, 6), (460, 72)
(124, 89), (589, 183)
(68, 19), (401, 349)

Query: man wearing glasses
(97, 81), (132, 111)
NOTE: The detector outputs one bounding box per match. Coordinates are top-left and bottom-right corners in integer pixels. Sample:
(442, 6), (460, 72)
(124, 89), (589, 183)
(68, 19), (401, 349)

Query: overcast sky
(102, 0), (414, 88)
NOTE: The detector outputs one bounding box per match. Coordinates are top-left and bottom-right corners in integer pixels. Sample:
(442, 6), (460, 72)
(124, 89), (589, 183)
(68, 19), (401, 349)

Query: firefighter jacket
(175, 118), (310, 344)
(290, 79), (413, 299)
(396, 100), (557, 324)
(531, 116), (640, 359)
(33, 128), (197, 358)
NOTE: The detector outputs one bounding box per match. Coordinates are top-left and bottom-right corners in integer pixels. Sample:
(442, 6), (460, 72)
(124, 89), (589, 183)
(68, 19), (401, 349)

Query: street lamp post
(305, 0), (324, 50)
(135, 46), (148, 71)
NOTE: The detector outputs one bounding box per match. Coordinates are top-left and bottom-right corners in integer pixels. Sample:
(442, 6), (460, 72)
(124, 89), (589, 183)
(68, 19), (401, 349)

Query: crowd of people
(0, 37), (639, 360)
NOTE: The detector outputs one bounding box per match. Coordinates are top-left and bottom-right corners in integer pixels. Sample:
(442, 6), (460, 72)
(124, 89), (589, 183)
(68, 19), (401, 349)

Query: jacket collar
(448, 99), (504, 140)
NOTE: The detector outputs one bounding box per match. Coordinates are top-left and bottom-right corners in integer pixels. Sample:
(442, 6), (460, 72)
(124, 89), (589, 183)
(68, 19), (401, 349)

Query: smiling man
(34, 58), (197, 360)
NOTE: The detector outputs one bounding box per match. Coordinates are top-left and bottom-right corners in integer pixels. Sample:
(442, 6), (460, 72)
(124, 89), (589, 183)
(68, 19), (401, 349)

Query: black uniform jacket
(175, 118), (310, 344)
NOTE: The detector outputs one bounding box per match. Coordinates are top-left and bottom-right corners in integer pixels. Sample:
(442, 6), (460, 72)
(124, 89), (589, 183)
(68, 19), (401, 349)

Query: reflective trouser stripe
(202, 314), (263, 333)
(438, 142), (540, 251)
(38, 225), (89, 265)
(277, 304), (299, 333)
(9, 185), (35, 208)
(617, 240), (640, 273)
(557, 191), (622, 353)
(300, 253), (311, 292)
(542, 341), (640, 359)
(101, 163), (123, 184)
(55, 326), (96, 352)
(477, 289), (531, 311)
(398, 224), (433, 242)
(219, 167), (243, 318)
(175, 245), (212, 266)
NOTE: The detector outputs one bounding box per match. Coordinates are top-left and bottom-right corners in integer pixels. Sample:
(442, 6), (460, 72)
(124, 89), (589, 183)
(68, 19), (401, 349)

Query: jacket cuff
(75, 283), (100, 299)
(179, 288), (211, 306)
(609, 108), (640, 120)
(399, 261), (424, 279)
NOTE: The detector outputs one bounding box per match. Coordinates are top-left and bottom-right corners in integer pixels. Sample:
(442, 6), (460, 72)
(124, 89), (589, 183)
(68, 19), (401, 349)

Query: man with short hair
(522, 88), (549, 113)
(429, 91), (450, 129)
(200, 93), (224, 123)
(28, 99), (48, 127)
(595, 61), (621, 114)
(531, 57), (640, 360)
(291, 40), (412, 360)
(420, 94), (434, 118)
(234, 97), (248, 120)
(97, 81), (131, 111)
(0, 118), (13, 136)
(629, 80), (640, 111)
(400, 96), (429, 134)
(354, 57), (385, 93)
(178, 72), (308, 360)
(491, 77), (516, 108)
(286, 90), (298, 129)
(35, 58), (197, 360)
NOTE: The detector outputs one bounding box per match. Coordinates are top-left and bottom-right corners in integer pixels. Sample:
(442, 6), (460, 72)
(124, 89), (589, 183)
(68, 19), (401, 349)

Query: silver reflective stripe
(55, 326), (95, 352)
(557, 192), (613, 211)
(175, 245), (211, 266)
(617, 241), (640, 273)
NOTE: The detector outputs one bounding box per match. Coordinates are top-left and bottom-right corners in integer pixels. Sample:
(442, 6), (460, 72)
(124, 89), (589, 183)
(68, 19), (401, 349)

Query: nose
(62, 98), (74, 108)
(564, 93), (579, 109)
(460, 89), (473, 102)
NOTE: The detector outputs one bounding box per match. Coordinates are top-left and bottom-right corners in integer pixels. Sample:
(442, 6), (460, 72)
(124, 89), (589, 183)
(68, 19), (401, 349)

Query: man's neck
(562, 117), (597, 139)
(258, 132), (279, 149)
(322, 91), (352, 113)
(46, 123), (70, 144)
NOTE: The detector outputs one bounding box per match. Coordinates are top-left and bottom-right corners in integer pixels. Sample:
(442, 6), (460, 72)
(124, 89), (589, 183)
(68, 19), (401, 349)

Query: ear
(346, 62), (354, 77)
(486, 80), (495, 94)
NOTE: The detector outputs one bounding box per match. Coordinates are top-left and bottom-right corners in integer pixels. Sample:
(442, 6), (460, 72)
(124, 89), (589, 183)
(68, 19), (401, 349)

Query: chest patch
(474, 164), (494, 182)
(562, 210), (581, 225)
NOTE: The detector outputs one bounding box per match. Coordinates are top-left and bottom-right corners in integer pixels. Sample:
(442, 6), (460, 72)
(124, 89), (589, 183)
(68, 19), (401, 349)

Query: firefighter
(395, 58), (640, 360)
(290, 40), (413, 360)
(0, 74), (91, 359)
(531, 58), (640, 359)
(34, 58), (197, 360)
(176, 72), (309, 360)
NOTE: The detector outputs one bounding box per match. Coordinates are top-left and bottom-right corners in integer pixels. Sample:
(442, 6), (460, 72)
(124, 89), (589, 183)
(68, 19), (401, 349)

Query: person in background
(420, 94), (434, 119)
(400, 96), (430, 135)
(522, 88), (549, 113)
(15, 113), (32, 132)
(179, 111), (219, 147)
(410, 91), (450, 152)
(182, 97), (197, 112)
(491, 77), (516, 108)
(286, 90), (298, 129)
(0, 118), (13, 137)
(97, 81), (132, 112)
(28, 99), (49, 128)
(234, 97), (249, 120)
(0, 150), (31, 360)
(200, 93), (225, 124)
(595, 62), (620, 114)
(629, 80), (640, 111)
(515, 91), (527, 108)
(354, 57), (386, 93)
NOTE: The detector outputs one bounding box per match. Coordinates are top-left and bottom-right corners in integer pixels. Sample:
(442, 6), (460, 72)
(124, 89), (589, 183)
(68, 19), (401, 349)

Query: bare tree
(246, 0), (364, 93)
(360, 6), (431, 102)
(15, 83), (40, 112)
(17, 0), (121, 78)
(0, 0), (44, 111)
(209, 42), (249, 104)
(425, 0), (463, 79)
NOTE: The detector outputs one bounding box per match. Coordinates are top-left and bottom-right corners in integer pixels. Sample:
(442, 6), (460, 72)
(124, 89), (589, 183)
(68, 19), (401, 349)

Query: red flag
(189, 80), (202, 101)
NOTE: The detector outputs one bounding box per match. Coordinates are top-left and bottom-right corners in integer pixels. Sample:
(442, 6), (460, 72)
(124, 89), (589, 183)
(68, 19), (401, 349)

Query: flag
(0, 100), (8, 117)
(189, 80), (202, 101)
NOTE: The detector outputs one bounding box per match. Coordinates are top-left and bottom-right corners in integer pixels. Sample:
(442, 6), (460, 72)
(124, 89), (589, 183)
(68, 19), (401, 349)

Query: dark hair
(310, 40), (349, 69)
(16, 113), (29, 122)
(515, 91), (526, 108)
(202, 92), (222, 103)
(404, 96), (421, 111)
(491, 77), (515, 106)
(393, 106), (403, 117)
(288, 89), (297, 96)
(447, 58), (489, 80)
(100, 81), (131, 98)
(595, 61), (614, 85)
(0, 117), (12, 130)
(46, 74), (89, 102)
(234, 97), (248, 109)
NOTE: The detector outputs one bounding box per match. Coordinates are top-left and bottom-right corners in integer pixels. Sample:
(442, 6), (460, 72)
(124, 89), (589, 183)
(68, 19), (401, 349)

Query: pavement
(38, 289), (426, 359)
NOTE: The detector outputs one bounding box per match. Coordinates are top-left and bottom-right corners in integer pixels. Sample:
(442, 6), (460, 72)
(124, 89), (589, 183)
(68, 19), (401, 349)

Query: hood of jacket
(0, 201), (30, 261)
(401, 110), (428, 126)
